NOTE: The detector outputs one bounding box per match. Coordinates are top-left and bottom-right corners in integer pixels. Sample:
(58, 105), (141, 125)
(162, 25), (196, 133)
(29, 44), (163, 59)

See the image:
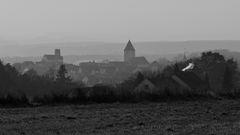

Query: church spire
(124, 40), (136, 62)
(124, 40), (135, 51)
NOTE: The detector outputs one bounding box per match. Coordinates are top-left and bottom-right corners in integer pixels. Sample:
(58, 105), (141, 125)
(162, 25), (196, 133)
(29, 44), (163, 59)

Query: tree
(223, 66), (233, 92)
(45, 67), (56, 80)
(205, 73), (211, 89)
(201, 52), (225, 65)
(24, 68), (38, 78)
(174, 63), (180, 74)
(199, 52), (227, 91)
(136, 72), (145, 84)
(56, 65), (72, 83)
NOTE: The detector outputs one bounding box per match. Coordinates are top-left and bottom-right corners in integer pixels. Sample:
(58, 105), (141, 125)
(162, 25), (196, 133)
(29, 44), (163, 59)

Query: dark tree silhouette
(24, 69), (38, 78)
(174, 63), (180, 74)
(45, 67), (56, 80)
(205, 73), (211, 89)
(136, 72), (144, 84)
(56, 65), (72, 83)
(223, 66), (233, 92)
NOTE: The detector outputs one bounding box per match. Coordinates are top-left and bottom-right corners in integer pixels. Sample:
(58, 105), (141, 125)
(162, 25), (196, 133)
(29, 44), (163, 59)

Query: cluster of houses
(14, 49), (64, 75)
(13, 40), (209, 94)
(13, 40), (166, 86)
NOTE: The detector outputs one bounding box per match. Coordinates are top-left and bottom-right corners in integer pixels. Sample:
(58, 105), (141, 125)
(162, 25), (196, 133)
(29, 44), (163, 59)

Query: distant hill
(1, 40), (240, 64)
(1, 54), (163, 65)
(0, 40), (240, 57)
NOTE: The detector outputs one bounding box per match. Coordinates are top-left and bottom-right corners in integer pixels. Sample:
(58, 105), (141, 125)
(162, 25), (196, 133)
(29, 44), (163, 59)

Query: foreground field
(0, 99), (240, 135)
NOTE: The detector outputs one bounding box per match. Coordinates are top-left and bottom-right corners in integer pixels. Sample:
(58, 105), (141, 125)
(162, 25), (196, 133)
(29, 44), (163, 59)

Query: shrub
(67, 88), (88, 103)
(88, 85), (116, 103)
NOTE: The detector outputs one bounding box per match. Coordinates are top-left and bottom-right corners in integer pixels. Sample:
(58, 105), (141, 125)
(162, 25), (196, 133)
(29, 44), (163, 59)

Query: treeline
(93, 51), (240, 102)
(0, 63), (79, 105)
(0, 51), (240, 106)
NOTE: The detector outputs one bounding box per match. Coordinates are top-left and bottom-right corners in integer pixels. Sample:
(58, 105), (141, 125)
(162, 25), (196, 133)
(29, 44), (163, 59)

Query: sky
(0, 0), (240, 43)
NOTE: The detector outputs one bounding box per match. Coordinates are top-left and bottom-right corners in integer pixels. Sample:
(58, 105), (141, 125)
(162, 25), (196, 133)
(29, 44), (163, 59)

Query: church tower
(55, 49), (61, 56)
(124, 40), (135, 62)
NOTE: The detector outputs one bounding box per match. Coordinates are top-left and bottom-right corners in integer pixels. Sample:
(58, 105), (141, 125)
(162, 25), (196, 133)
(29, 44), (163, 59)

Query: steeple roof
(124, 40), (135, 51)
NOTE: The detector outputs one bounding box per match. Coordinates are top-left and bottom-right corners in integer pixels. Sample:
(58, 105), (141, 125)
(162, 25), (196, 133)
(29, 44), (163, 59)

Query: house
(41, 49), (63, 65)
(129, 56), (149, 67)
(13, 41), (151, 86)
(150, 61), (160, 73)
(13, 61), (35, 74)
(76, 40), (150, 86)
(134, 79), (157, 94)
(150, 58), (171, 73)
(172, 71), (208, 91)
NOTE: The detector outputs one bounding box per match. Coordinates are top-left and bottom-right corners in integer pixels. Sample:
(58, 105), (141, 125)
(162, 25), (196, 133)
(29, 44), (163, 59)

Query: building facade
(41, 49), (63, 65)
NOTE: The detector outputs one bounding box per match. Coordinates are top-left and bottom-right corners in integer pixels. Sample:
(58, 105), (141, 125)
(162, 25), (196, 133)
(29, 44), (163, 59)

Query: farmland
(0, 99), (240, 135)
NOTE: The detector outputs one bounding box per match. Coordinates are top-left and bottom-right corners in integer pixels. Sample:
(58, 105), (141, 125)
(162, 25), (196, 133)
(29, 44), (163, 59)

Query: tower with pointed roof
(124, 40), (136, 62)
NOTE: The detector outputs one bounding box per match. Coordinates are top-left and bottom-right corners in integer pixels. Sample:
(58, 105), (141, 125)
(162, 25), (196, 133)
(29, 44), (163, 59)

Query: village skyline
(1, 40), (240, 58)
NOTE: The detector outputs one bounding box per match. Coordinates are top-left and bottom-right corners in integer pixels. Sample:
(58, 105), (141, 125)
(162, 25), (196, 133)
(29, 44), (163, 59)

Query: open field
(0, 99), (240, 135)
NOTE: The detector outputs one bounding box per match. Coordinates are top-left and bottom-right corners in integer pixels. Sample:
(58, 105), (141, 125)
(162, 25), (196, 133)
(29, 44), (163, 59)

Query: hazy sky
(0, 0), (240, 43)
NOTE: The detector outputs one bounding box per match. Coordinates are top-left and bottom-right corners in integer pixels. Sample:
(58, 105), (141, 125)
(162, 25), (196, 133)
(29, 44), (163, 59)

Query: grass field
(0, 99), (240, 135)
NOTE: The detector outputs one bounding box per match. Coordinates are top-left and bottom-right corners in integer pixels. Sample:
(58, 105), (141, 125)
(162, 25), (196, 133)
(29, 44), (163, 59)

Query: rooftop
(43, 55), (63, 61)
(129, 57), (149, 66)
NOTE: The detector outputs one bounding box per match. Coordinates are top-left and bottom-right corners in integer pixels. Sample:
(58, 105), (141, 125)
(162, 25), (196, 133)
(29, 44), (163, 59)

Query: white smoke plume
(182, 63), (194, 72)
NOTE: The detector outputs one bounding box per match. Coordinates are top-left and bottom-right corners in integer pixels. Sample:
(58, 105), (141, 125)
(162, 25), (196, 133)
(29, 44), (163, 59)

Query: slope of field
(0, 99), (240, 135)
